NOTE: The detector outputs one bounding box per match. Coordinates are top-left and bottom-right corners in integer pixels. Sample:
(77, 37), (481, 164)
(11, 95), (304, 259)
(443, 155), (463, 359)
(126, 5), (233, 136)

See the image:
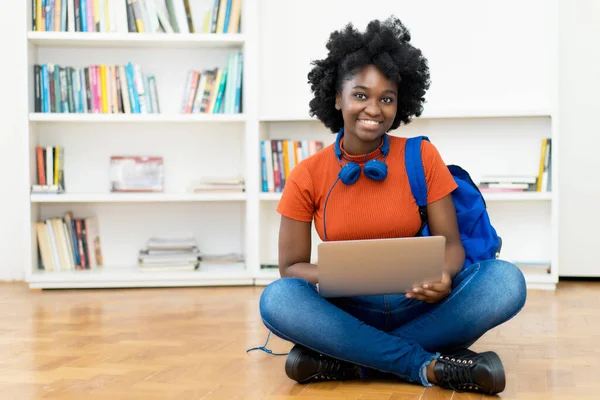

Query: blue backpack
(404, 136), (502, 271)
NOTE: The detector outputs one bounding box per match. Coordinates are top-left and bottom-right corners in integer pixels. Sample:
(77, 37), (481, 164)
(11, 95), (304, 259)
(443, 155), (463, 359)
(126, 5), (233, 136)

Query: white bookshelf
(24, 0), (261, 290)
(256, 0), (559, 291)
(24, 0), (559, 291)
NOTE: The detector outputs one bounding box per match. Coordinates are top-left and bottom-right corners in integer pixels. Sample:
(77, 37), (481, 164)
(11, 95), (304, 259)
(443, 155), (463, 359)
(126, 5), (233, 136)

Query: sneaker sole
(480, 351), (506, 394)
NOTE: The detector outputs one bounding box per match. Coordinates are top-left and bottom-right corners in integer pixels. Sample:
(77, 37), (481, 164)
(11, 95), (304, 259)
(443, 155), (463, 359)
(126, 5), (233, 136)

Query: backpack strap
(405, 136), (430, 236)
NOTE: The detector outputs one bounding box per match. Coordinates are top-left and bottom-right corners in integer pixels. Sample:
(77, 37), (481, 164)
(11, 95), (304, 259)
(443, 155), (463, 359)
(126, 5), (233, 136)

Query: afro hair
(307, 16), (431, 133)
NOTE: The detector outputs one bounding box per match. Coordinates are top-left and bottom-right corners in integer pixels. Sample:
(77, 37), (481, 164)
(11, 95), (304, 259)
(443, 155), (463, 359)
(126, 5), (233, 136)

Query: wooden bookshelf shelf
(31, 193), (247, 203)
(29, 113), (246, 123)
(27, 32), (245, 49)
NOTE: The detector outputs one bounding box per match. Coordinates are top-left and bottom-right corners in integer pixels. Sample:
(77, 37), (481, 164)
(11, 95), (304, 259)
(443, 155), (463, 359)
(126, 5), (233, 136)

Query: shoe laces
(313, 355), (350, 381)
(439, 356), (480, 392)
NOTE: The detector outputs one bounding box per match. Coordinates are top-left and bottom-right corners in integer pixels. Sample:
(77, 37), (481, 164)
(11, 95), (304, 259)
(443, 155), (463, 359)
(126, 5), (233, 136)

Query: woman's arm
(406, 193), (465, 303)
(426, 193), (465, 280)
(278, 215), (318, 284)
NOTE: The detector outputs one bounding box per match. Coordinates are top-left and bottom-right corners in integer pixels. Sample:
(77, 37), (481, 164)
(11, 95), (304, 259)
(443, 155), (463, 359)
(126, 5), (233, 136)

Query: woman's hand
(406, 272), (452, 303)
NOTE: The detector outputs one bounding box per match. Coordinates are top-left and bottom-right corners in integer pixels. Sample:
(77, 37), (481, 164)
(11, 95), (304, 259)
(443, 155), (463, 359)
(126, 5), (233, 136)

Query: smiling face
(335, 65), (398, 155)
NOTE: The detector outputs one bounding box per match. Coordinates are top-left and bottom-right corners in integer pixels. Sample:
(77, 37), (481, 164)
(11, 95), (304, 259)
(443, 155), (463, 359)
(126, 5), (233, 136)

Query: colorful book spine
(33, 62), (160, 114)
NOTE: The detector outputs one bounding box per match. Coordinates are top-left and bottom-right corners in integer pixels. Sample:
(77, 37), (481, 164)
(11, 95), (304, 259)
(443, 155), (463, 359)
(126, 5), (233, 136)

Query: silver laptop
(316, 236), (446, 298)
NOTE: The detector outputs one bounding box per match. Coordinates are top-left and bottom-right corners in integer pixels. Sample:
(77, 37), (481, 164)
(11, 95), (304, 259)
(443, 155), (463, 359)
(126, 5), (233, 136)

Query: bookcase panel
(34, 123), (245, 193)
(37, 201), (245, 270)
(487, 201), (552, 264)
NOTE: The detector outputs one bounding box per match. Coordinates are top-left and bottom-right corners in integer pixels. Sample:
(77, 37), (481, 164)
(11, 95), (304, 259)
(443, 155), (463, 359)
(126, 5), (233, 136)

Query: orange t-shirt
(276, 135), (458, 242)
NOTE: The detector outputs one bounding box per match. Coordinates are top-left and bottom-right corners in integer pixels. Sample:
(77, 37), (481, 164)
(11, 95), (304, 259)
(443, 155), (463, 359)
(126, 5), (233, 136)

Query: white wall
(259, 0), (554, 118)
(0, 0), (597, 280)
(0, 0), (28, 280)
(557, 0), (600, 277)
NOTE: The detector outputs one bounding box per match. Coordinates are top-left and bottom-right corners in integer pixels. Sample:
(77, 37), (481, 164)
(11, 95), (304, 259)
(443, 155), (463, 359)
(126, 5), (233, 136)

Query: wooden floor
(0, 281), (598, 400)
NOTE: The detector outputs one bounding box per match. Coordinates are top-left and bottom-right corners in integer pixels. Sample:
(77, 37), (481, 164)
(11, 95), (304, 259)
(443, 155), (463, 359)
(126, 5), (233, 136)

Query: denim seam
(388, 299), (428, 314)
(383, 295), (391, 331)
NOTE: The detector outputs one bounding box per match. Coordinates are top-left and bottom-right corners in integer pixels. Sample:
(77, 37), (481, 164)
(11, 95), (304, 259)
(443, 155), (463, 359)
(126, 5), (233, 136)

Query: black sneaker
(433, 349), (506, 394)
(285, 344), (359, 383)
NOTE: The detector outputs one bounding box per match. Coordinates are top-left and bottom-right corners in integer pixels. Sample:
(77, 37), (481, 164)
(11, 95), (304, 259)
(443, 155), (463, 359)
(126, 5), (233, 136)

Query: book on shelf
(181, 51), (243, 114)
(478, 175), (537, 193)
(478, 137), (552, 193)
(33, 62), (159, 114)
(138, 237), (201, 271)
(188, 177), (245, 193)
(260, 262), (278, 270)
(261, 139), (325, 193)
(31, 0), (241, 35)
(137, 236), (243, 271)
(536, 137), (552, 192)
(36, 212), (103, 272)
(32, 145), (65, 194)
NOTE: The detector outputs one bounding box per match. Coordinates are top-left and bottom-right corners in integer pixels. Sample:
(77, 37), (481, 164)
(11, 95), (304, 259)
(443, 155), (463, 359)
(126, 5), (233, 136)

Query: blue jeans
(259, 259), (527, 386)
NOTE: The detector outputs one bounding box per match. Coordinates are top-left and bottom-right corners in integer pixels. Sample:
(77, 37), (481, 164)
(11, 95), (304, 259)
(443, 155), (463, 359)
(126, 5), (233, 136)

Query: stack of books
(137, 237), (201, 272)
(188, 177), (245, 194)
(478, 175), (537, 192)
(200, 252), (244, 265)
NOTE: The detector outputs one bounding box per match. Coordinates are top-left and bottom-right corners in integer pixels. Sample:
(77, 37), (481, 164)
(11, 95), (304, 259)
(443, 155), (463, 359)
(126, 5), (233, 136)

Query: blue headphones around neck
(323, 128), (390, 241)
(334, 128), (390, 185)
